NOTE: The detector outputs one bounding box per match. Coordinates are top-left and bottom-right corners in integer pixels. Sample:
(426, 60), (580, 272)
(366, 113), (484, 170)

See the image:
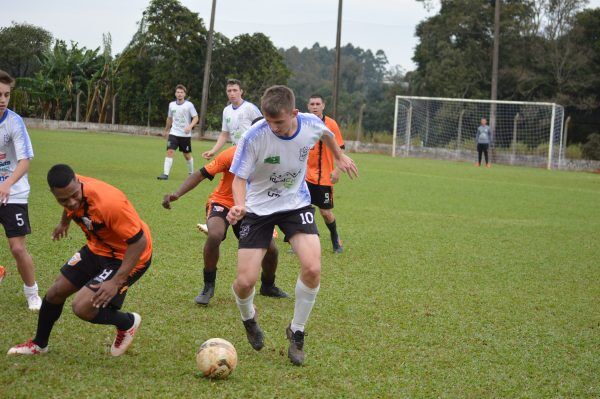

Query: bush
(582, 133), (600, 160)
(565, 143), (583, 160)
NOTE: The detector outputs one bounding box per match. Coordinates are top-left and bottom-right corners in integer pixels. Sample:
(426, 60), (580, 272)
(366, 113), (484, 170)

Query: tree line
(1, 0), (598, 158)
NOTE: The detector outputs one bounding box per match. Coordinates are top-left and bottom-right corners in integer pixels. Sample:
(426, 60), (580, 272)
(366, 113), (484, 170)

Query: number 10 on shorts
(299, 211), (314, 225)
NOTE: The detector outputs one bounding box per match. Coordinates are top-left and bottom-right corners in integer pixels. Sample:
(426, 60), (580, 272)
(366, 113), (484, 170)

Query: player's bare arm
(52, 210), (71, 241)
(321, 134), (358, 179)
(0, 158), (30, 204)
(90, 234), (147, 308)
(226, 175), (247, 225)
(164, 117), (173, 138)
(162, 170), (206, 209)
(202, 131), (229, 160)
(185, 115), (199, 133)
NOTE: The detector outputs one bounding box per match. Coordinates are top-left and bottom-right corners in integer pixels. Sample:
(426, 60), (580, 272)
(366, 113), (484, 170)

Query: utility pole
(332, 0), (343, 120)
(490, 0), (501, 148)
(199, 0), (217, 136)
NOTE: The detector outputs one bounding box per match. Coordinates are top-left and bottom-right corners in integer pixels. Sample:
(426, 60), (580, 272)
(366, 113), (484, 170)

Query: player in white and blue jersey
(0, 70), (42, 311)
(202, 79), (261, 160)
(227, 85), (358, 366)
(157, 84), (198, 180)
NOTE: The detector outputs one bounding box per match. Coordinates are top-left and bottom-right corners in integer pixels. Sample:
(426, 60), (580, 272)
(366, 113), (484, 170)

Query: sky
(2, 0), (599, 72)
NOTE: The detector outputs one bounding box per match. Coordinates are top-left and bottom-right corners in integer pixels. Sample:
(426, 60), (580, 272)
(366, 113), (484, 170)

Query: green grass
(1, 129), (599, 398)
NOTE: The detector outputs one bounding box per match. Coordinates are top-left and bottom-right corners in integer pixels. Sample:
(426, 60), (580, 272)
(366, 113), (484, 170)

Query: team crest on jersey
(299, 146), (310, 161)
(264, 155), (280, 164)
(82, 216), (93, 230)
(239, 224), (250, 238)
(67, 252), (82, 266)
(270, 170), (301, 188)
(213, 205), (224, 212)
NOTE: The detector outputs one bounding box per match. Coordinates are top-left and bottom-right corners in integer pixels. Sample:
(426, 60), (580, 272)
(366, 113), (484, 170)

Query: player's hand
(226, 205), (246, 225)
(52, 222), (70, 241)
(330, 168), (340, 184)
(0, 181), (11, 205)
(336, 154), (358, 179)
(202, 150), (215, 160)
(89, 280), (120, 308)
(184, 125), (192, 134)
(162, 193), (179, 209)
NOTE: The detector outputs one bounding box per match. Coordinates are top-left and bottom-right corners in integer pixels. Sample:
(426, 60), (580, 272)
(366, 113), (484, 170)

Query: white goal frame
(392, 96), (565, 170)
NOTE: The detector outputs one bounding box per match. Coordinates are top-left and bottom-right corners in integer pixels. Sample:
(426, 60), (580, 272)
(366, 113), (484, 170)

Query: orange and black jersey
(306, 116), (345, 186)
(66, 175), (153, 269)
(200, 146), (236, 210)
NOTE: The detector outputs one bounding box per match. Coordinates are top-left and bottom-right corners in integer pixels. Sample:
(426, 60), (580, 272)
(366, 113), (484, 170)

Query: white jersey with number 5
(230, 113), (333, 216)
(221, 101), (262, 145)
(0, 110), (34, 204)
(168, 100), (198, 137)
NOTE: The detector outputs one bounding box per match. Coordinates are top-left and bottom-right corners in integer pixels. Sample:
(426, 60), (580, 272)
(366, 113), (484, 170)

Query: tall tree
(0, 22), (52, 78)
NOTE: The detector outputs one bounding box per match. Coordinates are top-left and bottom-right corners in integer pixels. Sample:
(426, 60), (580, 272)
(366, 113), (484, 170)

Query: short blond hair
(261, 85), (295, 116)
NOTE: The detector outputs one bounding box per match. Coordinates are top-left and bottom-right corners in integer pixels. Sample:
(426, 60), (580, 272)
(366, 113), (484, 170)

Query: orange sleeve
(326, 118), (345, 148)
(204, 146), (235, 177)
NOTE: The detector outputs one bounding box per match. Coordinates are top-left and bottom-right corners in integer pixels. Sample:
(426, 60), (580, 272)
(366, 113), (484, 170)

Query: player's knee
(301, 261), (321, 280)
(205, 233), (223, 248)
(8, 242), (27, 259)
(234, 275), (256, 293)
(71, 298), (94, 321)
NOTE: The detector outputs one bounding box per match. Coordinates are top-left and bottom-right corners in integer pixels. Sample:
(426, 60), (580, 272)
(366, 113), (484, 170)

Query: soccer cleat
(0, 265), (5, 284)
(156, 174), (169, 180)
(194, 283), (215, 305)
(333, 238), (343, 254)
(242, 308), (264, 351)
(26, 294), (42, 311)
(286, 325), (306, 366)
(474, 162), (480, 167)
(196, 223), (208, 235)
(486, 163), (491, 168)
(110, 312), (141, 356)
(7, 339), (48, 355)
(260, 284), (289, 298)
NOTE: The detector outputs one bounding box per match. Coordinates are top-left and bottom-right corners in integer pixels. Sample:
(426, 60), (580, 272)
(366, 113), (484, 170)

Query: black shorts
(167, 134), (192, 153)
(205, 202), (240, 240)
(477, 143), (489, 152)
(238, 206), (319, 249)
(60, 245), (151, 309)
(0, 203), (31, 238)
(307, 181), (334, 210)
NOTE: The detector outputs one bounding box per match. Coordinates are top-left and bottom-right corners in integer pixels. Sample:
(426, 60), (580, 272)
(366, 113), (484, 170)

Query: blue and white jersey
(221, 101), (262, 145)
(168, 100), (198, 137)
(0, 110), (34, 203)
(230, 112), (333, 216)
(476, 125), (491, 144)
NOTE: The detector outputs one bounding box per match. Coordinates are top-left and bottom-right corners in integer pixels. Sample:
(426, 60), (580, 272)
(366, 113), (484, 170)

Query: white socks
(163, 157), (173, 175)
(186, 158), (194, 174)
(23, 282), (38, 297)
(291, 278), (320, 333)
(233, 286), (255, 321)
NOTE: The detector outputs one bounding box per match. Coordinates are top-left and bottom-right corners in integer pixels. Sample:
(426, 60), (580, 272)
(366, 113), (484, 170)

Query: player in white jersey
(0, 70), (42, 311)
(202, 79), (261, 160)
(227, 85), (358, 366)
(157, 84), (198, 180)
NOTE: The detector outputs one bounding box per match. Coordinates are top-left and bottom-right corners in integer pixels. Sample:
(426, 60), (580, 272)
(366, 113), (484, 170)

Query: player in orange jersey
(162, 146), (288, 306)
(306, 94), (346, 253)
(8, 164), (152, 357)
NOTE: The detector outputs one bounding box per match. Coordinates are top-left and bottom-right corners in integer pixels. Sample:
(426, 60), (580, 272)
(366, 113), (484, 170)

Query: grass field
(1, 129), (598, 398)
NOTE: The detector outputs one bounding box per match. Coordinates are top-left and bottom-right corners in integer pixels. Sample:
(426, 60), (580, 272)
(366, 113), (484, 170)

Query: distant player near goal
(157, 84), (198, 180)
(8, 165), (152, 356)
(227, 85), (358, 365)
(0, 69), (42, 311)
(306, 94), (346, 253)
(161, 145), (288, 306)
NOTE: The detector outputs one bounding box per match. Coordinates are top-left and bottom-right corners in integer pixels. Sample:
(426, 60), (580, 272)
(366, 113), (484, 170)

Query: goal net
(392, 96), (565, 169)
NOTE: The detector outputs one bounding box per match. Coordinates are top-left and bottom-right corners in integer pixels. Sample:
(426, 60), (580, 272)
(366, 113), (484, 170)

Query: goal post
(392, 96), (565, 170)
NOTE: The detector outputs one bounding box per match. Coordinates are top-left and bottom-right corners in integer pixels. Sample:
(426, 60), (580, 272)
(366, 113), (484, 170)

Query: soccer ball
(196, 338), (238, 379)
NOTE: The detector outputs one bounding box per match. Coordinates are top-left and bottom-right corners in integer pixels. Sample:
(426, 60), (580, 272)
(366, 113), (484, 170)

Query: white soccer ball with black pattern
(196, 338), (238, 379)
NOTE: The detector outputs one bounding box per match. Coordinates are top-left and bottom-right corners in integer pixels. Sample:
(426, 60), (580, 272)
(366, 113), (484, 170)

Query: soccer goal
(392, 96), (565, 169)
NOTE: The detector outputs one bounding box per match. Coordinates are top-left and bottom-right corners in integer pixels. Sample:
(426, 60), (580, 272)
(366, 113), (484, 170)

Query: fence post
(405, 105), (412, 157)
(111, 94), (118, 125)
(392, 97), (399, 157)
(547, 104), (556, 170)
(457, 109), (465, 158)
(511, 113), (520, 165)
